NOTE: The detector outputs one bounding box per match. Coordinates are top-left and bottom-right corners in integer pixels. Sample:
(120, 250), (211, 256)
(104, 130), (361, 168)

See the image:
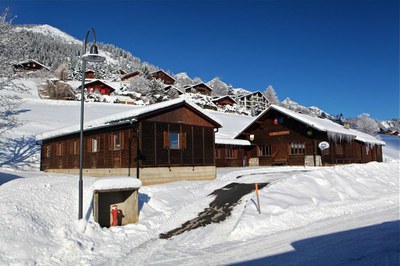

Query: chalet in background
(150, 70), (175, 85)
(237, 91), (269, 112)
(185, 83), (213, 96)
(212, 95), (237, 107)
(36, 99), (221, 185)
(77, 80), (119, 96)
(120, 70), (141, 82)
(84, 69), (96, 79)
(13, 59), (50, 72)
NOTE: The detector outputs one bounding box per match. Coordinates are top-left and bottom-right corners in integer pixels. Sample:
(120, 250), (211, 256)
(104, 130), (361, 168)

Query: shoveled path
(159, 182), (268, 239)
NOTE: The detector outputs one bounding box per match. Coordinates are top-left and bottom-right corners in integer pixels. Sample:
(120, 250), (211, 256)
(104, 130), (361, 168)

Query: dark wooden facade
(13, 60), (49, 72)
(231, 108), (384, 167)
(212, 96), (237, 106)
(121, 71), (141, 81)
(186, 83), (213, 96)
(85, 70), (95, 79)
(78, 80), (116, 95)
(151, 70), (175, 85)
(215, 144), (247, 167)
(39, 101), (220, 183)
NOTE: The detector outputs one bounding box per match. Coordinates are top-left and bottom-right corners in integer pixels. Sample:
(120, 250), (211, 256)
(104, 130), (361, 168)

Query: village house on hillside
(36, 99), (221, 185)
(213, 105), (385, 167)
(150, 70), (175, 85)
(185, 83), (213, 96)
(120, 70), (141, 82)
(120, 69), (175, 86)
(13, 59), (50, 72)
(77, 79), (120, 96)
(237, 91), (269, 112)
(212, 95), (237, 107)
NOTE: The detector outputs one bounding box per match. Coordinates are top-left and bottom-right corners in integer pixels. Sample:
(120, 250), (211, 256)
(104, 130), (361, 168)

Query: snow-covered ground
(0, 80), (399, 265)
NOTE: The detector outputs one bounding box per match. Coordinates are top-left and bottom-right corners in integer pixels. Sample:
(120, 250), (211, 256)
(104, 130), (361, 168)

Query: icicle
(327, 131), (354, 143)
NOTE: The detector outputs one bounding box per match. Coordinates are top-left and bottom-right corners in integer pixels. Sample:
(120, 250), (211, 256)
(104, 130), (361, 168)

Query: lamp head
(82, 44), (106, 63)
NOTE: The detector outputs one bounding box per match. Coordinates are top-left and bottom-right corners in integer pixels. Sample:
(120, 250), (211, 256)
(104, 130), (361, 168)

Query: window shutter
(109, 135), (112, 151)
(180, 132), (186, 149)
(120, 132), (124, 150)
(87, 138), (92, 152)
(163, 131), (169, 149)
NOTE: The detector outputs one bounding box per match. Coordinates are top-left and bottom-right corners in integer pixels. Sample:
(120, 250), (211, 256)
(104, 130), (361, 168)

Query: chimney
(343, 121), (350, 129)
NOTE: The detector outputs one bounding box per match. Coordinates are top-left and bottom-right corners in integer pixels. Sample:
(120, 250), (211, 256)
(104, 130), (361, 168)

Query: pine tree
(264, 85), (280, 106)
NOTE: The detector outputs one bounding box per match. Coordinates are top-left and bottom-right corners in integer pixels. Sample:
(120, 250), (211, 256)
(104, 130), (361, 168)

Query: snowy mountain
(4, 24), (153, 80)
(14, 24), (81, 45)
(282, 97), (335, 120)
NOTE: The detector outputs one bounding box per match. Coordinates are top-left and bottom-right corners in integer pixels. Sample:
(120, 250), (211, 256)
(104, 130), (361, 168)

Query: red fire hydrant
(111, 204), (121, 226)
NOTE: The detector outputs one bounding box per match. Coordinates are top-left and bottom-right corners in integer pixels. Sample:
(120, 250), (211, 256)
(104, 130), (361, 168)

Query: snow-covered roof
(91, 176), (142, 191)
(205, 110), (253, 146)
(76, 79), (121, 91)
(212, 95), (237, 104)
(236, 105), (385, 145)
(187, 83), (213, 91)
(13, 59), (50, 70)
(151, 70), (176, 81)
(238, 91), (266, 99)
(36, 98), (221, 141)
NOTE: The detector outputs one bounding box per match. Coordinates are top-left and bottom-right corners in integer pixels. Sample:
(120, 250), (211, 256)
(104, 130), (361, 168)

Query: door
(272, 141), (289, 165)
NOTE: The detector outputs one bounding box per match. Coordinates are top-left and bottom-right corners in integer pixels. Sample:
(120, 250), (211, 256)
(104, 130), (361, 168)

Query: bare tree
(354, 113), (379, 135)
(0, 8), (28, 138)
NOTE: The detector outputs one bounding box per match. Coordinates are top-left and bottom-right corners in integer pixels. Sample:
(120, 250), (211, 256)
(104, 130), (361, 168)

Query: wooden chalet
(205, 110), (253, 167)
(85, 69), (95, 79)
(77, 80), (117, 95)
(36, 99), (221, 185)
(210, 105), (385, 167)
(164, 85), (184, 96)
(185, 83), (213, 96)
(212, 95), (237, 106)
(13, 59), (50, 72)
(121, 70), (141, 82)
(151, 70), (176, 85)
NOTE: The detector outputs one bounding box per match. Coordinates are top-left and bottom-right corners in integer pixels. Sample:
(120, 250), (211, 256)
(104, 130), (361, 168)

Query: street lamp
(79, 28), (106, 220)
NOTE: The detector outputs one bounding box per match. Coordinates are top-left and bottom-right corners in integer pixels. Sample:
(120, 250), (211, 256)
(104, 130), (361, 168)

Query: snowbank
(0, 162), (398, 265)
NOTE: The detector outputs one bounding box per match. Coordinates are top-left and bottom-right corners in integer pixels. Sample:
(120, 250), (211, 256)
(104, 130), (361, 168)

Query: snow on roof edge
(91, 176), (142, 191)
(234, 104), (384, 145)
(36, 98), (221, 141)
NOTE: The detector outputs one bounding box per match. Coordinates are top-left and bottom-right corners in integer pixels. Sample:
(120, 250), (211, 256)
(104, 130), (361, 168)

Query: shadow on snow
(232, 220), (400, 266)
(0, 136), (40, 170)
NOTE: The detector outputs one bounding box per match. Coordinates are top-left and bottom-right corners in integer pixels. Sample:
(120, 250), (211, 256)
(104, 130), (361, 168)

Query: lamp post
(79, 28), (106, 220)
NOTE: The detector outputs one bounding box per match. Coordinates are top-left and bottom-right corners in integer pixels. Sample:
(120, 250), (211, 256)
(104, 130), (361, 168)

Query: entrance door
(272, 142), (289, 165)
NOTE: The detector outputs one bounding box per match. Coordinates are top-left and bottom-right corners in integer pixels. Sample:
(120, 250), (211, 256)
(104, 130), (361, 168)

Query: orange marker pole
(255, 183), (261, 214)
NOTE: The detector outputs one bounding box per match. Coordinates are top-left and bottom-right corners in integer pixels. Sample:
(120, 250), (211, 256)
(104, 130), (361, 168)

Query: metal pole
(136, 125), (140, 179)
(79, 59), (86, 220)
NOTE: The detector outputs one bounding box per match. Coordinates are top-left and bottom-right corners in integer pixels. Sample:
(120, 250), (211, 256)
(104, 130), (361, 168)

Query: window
(113, 133), (121, 150)
(290, 142), (305, 155)
(226, 147), (237, 159)
(91, 138), (99, 153)
(215, 148), (221, 159)
(336, 143), (344, 155)
(169, 132), (179, 149)
(45, 146), (51, 157)
(56, 143), (63, 156)
(72, 140), (79, 155)
(163, 131), (186, 150)
(258, 145), (272, 156)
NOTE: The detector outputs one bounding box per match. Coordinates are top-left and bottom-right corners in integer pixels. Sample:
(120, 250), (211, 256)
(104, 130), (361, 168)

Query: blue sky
(2, 0), (399, 120)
